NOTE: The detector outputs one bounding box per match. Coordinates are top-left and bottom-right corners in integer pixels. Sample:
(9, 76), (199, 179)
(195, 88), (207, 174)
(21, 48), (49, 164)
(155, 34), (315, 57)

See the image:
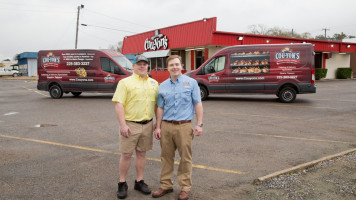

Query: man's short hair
(166, 55), (182, 66)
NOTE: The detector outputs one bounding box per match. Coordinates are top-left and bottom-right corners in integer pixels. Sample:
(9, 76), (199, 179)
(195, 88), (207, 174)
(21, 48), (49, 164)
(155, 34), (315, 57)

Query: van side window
(100, 57), (123, 74)
(230, 51), (270, 74)
(203, 56), (226, 74)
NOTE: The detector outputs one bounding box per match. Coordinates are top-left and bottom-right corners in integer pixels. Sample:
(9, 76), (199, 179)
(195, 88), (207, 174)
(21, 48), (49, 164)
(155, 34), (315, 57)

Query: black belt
(129, 119), (153, 124)
(163, 120), (191, 124)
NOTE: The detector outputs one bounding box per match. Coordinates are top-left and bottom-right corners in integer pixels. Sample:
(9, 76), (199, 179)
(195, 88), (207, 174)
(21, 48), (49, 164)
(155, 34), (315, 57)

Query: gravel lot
(233, 151), (356, 200)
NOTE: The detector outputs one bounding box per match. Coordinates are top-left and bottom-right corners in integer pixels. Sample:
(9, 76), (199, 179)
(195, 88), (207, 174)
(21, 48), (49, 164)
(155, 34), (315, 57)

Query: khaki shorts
(119, 120), (153, 153)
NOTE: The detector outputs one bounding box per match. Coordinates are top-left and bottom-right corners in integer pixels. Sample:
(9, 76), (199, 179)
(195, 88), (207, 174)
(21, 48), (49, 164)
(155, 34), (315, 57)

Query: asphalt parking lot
(0, 79), (355, 199)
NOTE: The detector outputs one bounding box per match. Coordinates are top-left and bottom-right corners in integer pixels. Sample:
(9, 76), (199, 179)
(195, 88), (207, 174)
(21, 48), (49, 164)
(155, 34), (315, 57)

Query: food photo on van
(37, 49), (133, 99)
(185, 43), (316, 103)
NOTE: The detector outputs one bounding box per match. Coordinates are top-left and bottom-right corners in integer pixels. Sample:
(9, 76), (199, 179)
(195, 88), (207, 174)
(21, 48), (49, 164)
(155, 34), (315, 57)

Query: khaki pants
(119, 121), (153, 153)
(159, 121), (194, 191)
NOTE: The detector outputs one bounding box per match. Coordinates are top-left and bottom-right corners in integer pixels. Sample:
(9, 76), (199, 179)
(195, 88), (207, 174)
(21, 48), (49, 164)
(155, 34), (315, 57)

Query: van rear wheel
(279, 87), (296, 103)
(49, 85), (63, 99)
(199, 85), (208, 101)
(71, 92), (82, 97)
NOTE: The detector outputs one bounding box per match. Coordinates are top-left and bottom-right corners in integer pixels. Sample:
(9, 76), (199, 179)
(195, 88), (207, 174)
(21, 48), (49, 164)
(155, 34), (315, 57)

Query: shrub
(315, 68), (328, 80)
(336, 68), (352, 79)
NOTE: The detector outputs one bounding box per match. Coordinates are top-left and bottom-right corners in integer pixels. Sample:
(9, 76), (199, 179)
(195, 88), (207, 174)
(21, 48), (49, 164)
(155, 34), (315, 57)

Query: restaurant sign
(144, 29), (168, 51)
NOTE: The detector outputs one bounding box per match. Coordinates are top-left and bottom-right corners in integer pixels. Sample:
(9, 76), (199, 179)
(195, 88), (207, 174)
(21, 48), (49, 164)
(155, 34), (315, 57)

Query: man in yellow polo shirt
(112, 55), (158, 199)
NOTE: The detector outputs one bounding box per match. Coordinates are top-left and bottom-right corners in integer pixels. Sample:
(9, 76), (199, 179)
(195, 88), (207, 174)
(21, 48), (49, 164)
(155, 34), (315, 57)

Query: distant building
(0, 60), (18, 69)
(16, 52), (38, 76)
(124, 54), (136, 63)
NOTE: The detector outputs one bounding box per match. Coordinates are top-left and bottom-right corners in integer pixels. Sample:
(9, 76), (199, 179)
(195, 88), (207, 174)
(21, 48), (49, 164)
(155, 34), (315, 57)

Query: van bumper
(299, 83), (316, 93)
(37, 82), (48, 91)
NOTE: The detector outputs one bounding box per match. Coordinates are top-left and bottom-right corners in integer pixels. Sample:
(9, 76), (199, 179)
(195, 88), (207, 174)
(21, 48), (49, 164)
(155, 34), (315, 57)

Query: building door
(195, 50), (204, 69)
(315, 52), (322, 68)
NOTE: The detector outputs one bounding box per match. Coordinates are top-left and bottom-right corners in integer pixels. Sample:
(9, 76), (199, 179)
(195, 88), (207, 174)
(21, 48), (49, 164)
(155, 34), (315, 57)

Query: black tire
(278, 87), (296, 103)
(13, 73), (18, 77)
(199, 85), (208, 101)
(71, 92), (82, 97)
(49, 85), (63, 99)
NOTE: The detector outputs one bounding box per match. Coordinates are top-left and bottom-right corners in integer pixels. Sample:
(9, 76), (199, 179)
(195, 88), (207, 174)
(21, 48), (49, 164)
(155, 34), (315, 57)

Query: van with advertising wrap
(37, 49), (133, 99)
(186, 44), (316, 103)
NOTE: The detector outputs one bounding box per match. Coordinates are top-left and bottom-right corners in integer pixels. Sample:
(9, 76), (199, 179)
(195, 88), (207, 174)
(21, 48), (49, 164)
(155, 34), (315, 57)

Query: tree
(248, 24), (311, 39)
(108, 41), (123, 53)
(314, 34), (327, 40)
(248, 24), (269, 35)
(332, 33), (355, 41)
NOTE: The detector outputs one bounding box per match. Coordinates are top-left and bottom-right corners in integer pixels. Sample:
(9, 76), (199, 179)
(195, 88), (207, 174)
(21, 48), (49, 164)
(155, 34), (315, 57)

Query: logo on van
(144, 29), (168, 51)
(275, 47), (300, 64)
(75, 67), (87, 78)
(208, 74), (219, 83)
(42, 52), (60, 68)
(104, 74), (115, 83)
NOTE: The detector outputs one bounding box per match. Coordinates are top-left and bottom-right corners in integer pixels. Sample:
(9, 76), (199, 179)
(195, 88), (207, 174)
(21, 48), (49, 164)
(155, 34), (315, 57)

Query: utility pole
(322, 28), (329, 39)
(341, 32), (344, 42)
(75, 4), (84, 49)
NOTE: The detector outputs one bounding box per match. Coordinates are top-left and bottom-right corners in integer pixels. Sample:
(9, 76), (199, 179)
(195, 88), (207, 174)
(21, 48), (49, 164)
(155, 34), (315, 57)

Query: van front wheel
(279, 87), (296, 103)
(199, 85), (208, 101)
(49, 85), (63, 99)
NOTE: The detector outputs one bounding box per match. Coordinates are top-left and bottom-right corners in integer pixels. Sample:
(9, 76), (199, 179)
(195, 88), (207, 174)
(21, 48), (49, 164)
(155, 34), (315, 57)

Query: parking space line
(215, 130), (351, 144)
(22, 87), (49, 97)
(0, 134), (245, 175)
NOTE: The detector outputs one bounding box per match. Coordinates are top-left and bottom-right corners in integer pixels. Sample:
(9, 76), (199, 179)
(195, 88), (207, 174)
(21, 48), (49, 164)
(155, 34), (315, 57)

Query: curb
(0, 76), (37, 80)
(253, 148), (356, 185)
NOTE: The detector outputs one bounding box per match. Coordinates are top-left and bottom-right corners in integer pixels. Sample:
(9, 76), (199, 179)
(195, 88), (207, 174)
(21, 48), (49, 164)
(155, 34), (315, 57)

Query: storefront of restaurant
(122, 17), (356, 81)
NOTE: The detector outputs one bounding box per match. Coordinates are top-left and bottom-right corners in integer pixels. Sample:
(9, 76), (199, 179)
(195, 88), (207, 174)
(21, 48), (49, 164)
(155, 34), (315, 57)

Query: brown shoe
(152, 188), (173, 198)
(178, 190), (190, 200)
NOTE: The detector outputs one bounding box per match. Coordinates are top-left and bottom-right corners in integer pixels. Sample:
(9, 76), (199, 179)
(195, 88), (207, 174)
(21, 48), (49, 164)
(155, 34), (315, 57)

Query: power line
(81, 24), (137, 34)
(85, 9), (154, 29)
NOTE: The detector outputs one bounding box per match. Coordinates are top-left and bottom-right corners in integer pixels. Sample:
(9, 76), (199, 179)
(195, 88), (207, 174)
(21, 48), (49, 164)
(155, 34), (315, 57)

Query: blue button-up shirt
(157, 75), (201, 121)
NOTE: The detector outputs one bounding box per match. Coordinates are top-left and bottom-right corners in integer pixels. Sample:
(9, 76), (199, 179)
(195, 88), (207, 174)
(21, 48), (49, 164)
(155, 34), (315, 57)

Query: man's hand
(120, 124), (131, 138)
(154, 128), (161, 140)
(193, 126), (203, 136)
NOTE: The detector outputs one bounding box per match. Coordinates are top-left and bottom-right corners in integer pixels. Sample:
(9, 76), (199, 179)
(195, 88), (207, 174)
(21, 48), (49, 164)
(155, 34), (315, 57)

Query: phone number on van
(277, 75), (298, 79)
(66, 62), (90, 66)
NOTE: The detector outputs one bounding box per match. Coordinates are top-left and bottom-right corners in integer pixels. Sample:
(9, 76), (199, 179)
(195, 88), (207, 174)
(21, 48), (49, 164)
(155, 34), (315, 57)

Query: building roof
(122, 17), (356, 54)
(17, 52), (38, 60)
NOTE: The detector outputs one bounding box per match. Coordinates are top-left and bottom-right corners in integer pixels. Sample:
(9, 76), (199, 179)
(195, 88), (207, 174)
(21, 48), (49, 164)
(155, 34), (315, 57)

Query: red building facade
(123, 17), (356, 81)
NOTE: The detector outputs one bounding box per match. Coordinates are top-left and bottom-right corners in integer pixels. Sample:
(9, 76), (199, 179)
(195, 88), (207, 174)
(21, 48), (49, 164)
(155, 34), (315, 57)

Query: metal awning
(142, 50), (170, 58)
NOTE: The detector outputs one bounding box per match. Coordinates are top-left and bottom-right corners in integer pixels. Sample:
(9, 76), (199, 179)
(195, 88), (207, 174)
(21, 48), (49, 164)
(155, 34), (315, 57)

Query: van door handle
(222, 74), (227, 75)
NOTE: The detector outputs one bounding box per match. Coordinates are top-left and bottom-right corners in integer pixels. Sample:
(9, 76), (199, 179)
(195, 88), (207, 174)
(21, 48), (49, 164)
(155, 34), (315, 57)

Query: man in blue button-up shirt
(153, 55), (203, 200)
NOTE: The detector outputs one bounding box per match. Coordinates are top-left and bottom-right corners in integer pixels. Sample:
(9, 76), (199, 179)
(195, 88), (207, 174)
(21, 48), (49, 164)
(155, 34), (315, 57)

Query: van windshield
(113, 57), (133, 70)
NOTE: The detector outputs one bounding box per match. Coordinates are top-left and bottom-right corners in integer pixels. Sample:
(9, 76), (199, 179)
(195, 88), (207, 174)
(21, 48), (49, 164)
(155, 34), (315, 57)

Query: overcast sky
(1, 0), (356, 60)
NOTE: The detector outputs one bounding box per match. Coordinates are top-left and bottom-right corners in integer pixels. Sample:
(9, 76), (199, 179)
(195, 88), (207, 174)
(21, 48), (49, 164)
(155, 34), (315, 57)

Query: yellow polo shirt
(112, 73), (158, 121)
